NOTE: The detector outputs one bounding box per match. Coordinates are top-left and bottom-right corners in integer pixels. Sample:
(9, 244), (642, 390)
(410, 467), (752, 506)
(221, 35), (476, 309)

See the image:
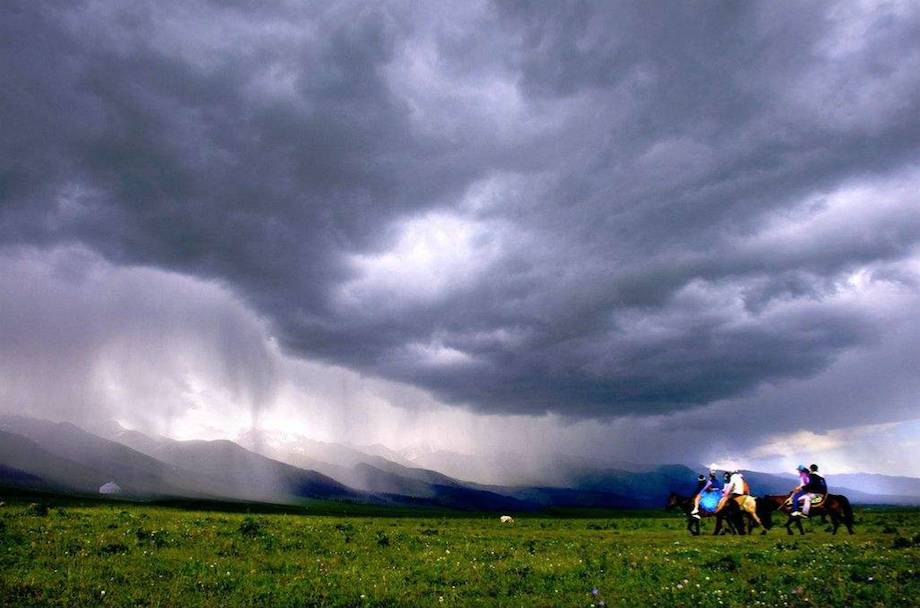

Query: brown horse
(758, 493), (854, 535)
(666, 492), (744, 536)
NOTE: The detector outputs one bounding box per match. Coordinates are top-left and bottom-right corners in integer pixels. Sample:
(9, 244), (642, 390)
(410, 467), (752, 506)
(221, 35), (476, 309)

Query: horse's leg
(728, 509), (742, 535)
(760, 509), (772, 535)
(723, 515), (735, 535)
(797, 518), (805, 535)
(785, 515), (794, 535)
(744, 503), (764, 532)
(829, 512), (840, 535)
(713, 514), (724, 536)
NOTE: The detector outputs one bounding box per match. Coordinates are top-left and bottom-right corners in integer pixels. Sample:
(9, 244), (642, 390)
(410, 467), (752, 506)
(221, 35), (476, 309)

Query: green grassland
(1, 497), (918, 607)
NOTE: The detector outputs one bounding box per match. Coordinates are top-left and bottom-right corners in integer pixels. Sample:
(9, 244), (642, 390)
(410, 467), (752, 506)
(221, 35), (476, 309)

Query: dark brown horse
(758, 493), (854, 535)
(666, 492), (744, 536)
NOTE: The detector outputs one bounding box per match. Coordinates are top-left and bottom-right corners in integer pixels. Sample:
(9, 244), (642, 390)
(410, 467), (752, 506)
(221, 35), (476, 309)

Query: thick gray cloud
(2, 0), (920, 420)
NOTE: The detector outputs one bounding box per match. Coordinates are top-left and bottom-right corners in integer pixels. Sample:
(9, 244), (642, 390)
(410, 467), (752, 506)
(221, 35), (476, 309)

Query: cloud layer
(2, 1), (920, 471)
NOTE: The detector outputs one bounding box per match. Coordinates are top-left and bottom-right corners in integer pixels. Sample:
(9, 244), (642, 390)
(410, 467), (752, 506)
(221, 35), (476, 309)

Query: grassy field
(1, 498), (918, 607)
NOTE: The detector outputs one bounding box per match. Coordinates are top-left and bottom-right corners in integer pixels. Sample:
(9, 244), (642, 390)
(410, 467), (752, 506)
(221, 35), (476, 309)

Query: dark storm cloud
(2, 0), (920, 417)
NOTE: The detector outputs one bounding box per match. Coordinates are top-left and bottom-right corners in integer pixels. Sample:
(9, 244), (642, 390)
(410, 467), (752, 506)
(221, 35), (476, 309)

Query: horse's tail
(839, 494), (854, 527)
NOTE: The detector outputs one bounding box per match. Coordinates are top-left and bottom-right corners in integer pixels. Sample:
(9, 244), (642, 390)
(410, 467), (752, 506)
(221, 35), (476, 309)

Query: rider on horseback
(717, 470), (745, 513)
(791, 464), (817, 518)
(690, 471), (717, 519)
(808, 464), (827, 493)
(800, 463), (828, 517)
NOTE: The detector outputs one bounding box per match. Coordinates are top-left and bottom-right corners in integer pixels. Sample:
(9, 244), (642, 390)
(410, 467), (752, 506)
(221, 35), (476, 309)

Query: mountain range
(1, 414), (918, 510)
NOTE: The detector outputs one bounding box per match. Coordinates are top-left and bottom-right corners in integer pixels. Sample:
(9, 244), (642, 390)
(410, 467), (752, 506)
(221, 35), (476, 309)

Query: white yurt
(98, 481), (121, 495)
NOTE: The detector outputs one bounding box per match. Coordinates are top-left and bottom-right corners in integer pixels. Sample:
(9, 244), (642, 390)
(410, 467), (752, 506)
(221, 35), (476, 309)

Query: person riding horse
(715, 470), (766, 531)
(691, 471), (718, 519)
(760, 465), (852, 535)
(790, 464), (827, 518)
(717, 471), (746, 513)
(666, 489), (743, 535)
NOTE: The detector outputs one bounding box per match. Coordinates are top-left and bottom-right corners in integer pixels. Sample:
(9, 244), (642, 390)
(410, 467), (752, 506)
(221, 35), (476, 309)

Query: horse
(758, 493), (854, 535)
(665, 492), (744, 536)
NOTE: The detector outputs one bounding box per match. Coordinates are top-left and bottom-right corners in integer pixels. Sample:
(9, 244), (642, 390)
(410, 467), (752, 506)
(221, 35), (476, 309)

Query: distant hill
(0, 416), (356, 503)
(236, 429), (534, 510)
(833, 473), (920, 498)
(110, 429), (356, 502)
(0, 416), (218, 498)
(0, 429), (109, 494)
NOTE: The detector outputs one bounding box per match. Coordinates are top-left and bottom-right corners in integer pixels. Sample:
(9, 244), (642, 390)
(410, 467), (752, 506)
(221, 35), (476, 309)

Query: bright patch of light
(336, 213), (502, 312)
(707, 460), (744, 472)
(846, 267), (872, 290)
(750, 429), (846, 458)
(407, 341), (477, 368)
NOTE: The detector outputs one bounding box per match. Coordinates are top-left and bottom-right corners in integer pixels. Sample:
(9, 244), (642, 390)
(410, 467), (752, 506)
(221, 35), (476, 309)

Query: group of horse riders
(668, 462), (853, 536)
(690, 463), (827, 521)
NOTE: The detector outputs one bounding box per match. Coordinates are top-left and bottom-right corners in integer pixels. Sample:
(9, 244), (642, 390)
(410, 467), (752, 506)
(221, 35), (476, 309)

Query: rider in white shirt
(726, 471), (745, 495)
(717, 471), (746, 512)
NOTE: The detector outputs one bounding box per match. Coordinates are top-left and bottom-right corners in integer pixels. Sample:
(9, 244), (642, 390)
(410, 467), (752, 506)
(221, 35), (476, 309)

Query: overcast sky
(2, 1), (919, 478)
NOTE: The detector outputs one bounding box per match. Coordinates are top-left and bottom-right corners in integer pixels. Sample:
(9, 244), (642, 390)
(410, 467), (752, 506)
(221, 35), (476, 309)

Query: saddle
(784, 493), (827, 508)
